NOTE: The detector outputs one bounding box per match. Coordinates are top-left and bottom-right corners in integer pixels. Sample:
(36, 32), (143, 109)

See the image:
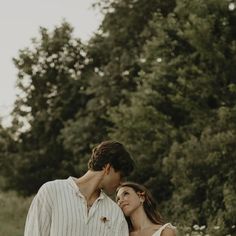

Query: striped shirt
(24, 177), (129, 236)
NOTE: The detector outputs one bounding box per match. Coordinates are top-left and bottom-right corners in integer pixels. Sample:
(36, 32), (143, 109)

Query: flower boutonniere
(100, 216), (112, 230)
(100, 216), (109, 224)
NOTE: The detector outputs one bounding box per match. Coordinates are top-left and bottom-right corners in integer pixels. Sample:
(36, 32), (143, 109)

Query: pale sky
(0, 0), (102, 126)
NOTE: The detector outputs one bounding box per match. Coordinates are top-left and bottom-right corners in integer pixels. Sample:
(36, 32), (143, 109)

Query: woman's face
(116, 186), (143, 216)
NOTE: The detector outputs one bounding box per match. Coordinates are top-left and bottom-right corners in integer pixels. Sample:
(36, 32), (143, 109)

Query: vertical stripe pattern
(24, 177), (129, 236)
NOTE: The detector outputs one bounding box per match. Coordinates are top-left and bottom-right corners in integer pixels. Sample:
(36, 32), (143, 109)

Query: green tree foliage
(128, 0), (236, 137)
(60, 0), (176, 171)
(108, 91), (175, 202)
(0, 123), (8, 172)
(164, 107), (236, 235)
(0, 124), (17, 189)
(7, 22), (90, 195)
(0, 125), (6, 176)
(108, 0), (236, 233)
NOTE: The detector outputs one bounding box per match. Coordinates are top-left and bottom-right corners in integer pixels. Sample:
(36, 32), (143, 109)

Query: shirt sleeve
(24, 183), (52, 236)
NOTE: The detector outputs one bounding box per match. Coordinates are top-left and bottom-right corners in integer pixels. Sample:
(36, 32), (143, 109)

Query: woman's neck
(130, 207), (153, 231)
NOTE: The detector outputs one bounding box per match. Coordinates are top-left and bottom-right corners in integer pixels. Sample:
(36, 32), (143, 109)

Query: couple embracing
(24, 140), (176, 236)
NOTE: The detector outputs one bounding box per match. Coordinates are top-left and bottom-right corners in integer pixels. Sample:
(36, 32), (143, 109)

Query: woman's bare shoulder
(161, 227), (176, 236)
(130, 224), (163, 236)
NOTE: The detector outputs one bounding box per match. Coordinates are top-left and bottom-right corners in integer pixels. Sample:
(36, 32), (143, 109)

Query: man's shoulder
(34, 178), (71, 204)
(43, 178), (66, 186)
(39, 178), (69, 192)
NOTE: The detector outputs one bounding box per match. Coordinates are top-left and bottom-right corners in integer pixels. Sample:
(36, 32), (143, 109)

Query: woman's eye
(124, 191), (129, 195)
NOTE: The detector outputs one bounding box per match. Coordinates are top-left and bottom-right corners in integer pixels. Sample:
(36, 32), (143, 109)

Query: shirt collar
(67, 176), (106, 200)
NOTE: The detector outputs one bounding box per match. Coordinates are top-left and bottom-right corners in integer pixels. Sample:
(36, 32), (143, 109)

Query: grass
(0, 191), (32, 236)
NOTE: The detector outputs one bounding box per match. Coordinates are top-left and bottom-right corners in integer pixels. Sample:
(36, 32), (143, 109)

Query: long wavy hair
(116, 182), (165, 231)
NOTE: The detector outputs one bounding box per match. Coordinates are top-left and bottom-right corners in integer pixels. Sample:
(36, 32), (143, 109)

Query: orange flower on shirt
(100, 216), (109, 223)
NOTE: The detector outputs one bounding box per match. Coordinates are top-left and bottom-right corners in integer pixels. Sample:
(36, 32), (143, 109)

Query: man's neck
(75, 170), (103, 202)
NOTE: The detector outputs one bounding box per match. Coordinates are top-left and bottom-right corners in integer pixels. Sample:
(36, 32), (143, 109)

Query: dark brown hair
(88, 140), (134, 177)
(116, 182), (165, 231)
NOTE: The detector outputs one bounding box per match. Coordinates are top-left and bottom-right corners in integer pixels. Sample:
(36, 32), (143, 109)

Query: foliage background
(0, 0), (236, 235)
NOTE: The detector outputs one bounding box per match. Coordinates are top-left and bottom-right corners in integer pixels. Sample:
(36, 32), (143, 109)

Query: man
(24, 140), (134, 236)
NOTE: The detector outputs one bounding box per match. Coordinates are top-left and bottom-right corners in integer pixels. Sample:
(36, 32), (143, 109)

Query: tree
(0, 122), (17, 190)
(108, 0), (236, 233)
(60, 0), (176, 172)
(7, 22), (90, 195)
(164, 107), (236, 235)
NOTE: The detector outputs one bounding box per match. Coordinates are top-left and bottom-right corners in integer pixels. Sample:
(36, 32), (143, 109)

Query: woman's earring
(138, 192), (145, 205)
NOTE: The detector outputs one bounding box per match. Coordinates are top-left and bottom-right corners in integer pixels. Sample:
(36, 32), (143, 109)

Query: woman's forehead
(117, 186), (133, 195)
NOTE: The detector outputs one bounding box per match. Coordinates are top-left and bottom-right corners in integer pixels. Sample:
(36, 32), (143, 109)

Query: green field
(0, 191), (32, 236)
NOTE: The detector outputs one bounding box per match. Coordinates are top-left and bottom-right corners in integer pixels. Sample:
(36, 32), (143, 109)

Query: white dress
(152, 223), (176, 236)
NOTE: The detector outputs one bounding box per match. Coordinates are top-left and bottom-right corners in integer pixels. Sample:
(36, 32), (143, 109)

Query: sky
(0, 0), (102, 126)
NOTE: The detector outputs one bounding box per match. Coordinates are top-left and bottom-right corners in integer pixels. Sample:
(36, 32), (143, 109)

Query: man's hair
(88, 140), (134, 176)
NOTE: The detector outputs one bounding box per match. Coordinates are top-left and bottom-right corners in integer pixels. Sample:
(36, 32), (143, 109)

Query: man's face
(102, 166), (122, 195)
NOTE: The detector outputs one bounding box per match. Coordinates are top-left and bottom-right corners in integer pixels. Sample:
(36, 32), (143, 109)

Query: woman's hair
(116, 182), (165, 231)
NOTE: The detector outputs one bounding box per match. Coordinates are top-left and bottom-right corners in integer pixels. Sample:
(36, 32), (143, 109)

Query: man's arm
(24, 183), (52, 236)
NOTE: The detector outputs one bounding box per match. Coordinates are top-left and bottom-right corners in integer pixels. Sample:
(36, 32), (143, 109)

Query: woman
(116, 182), (176, 236)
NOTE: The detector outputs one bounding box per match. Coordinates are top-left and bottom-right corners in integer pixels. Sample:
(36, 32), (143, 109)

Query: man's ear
(103, 163), (111, 175)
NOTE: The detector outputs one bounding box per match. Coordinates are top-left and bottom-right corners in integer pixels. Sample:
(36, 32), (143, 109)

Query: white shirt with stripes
(24, 177), (129, 236)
